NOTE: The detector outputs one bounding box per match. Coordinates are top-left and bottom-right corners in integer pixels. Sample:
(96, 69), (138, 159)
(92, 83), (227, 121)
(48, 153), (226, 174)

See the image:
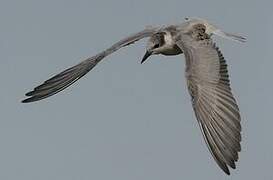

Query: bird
(22, 17), (246, 175)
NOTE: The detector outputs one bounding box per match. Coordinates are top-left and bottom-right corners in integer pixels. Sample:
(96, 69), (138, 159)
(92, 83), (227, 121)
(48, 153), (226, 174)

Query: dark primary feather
(22, 53), (103, 103)
(22, 27), (158, 103)
(175, 31), (241, 175)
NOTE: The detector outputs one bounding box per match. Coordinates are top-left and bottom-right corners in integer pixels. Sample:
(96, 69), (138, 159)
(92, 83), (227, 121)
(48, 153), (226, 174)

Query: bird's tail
(213, 29), (246, 43)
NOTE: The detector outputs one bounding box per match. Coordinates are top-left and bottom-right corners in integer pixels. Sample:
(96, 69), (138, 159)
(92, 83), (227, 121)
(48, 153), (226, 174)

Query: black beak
(141, 51), (152, 64)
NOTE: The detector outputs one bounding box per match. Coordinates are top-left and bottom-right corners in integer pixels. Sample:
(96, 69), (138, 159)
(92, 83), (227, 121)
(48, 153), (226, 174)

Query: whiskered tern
(22, 17), (246, 175)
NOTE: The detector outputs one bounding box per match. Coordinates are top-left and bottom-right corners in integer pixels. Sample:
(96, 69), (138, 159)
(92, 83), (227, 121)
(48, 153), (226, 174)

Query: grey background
(1, 0), (272, 179)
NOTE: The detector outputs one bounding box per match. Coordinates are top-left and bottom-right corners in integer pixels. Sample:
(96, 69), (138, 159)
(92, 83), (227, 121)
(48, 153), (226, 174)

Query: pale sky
(1, 0), (273, 179)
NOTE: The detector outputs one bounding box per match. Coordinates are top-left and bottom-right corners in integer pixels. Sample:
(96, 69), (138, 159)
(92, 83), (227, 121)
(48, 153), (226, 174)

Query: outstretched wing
(22, 27), (158, 103)
(175, 27), (241, 175)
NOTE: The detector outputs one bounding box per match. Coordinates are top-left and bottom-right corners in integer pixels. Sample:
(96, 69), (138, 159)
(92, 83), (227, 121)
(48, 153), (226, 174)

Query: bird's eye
(154, 44), (160, 48)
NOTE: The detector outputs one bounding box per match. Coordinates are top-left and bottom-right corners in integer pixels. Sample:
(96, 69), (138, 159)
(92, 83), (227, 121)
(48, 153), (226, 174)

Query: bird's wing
(22, 27), (159, 103)
(175, 26), (241, 175)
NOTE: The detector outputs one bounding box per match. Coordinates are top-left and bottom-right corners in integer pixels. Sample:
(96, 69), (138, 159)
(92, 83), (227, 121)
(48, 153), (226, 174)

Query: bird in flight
(22, 17), (246, 175)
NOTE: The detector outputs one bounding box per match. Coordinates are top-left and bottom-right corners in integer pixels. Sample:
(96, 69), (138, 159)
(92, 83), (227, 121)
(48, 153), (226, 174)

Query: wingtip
(219, 162), (231, 175)
(25, 91), (34, 97)
(21, 94), (40, 103)
(21, 96), (38, 103)
(21, 98), (31, 103)
(225, 170), (231, 175)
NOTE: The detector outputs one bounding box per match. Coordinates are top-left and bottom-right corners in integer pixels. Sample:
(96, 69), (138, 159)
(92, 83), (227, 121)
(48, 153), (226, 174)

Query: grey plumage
(22, 17), (245, 175)
(22, 28), (158, 103)
(175, 34), (241, 175)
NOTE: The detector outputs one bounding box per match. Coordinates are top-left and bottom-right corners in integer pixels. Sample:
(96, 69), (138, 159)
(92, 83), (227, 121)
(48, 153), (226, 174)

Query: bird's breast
(161, 44), (183, 56)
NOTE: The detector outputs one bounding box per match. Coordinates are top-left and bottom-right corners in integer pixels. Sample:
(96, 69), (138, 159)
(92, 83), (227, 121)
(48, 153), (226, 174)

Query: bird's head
(141, 32), (166, 64)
